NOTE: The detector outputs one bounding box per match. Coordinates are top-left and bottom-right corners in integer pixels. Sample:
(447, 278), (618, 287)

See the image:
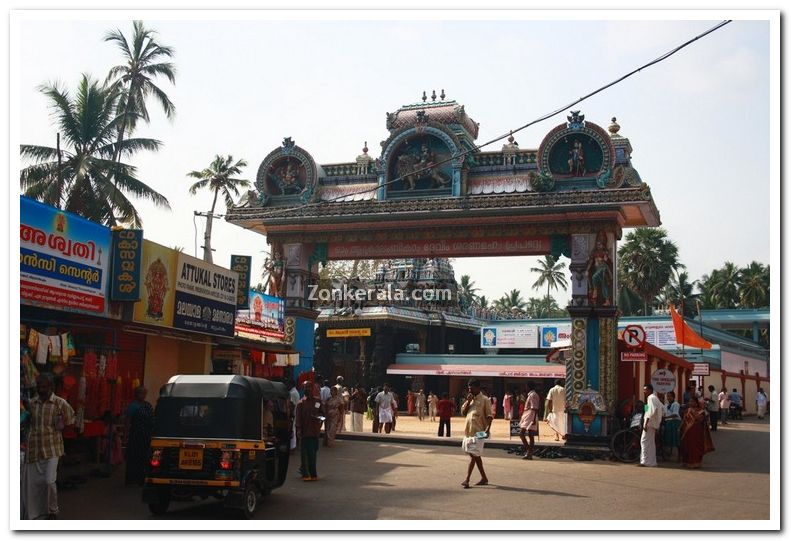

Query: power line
(243, 20), (731, 221)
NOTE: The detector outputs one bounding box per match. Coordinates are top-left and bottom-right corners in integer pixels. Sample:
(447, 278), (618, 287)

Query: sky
(13, 13), (775, 309)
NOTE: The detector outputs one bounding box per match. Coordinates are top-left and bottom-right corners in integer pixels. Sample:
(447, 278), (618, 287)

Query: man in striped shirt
(25, 375), (74, 519)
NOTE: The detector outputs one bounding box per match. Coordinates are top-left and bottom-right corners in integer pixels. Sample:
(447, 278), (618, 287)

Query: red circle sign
(623, 325), (646, 349)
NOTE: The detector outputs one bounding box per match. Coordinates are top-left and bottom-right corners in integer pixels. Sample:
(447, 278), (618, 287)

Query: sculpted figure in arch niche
(263, 251), (285, 298)
(586, 231), (614, 307)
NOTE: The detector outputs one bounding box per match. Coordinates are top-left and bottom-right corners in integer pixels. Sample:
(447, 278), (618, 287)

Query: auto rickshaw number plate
(179, 449), (204, 470)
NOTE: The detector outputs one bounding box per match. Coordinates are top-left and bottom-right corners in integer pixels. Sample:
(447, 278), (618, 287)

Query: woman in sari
(407, 390), (415, 416)
(124, 386), (154, 486)
(324, 386), (344, 447)
(680, 396), (715, 468)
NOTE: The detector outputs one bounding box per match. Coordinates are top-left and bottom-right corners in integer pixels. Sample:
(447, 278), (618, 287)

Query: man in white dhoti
(25, 375), (75, 519)
(544, 379), (567, 441)
(640, 383), (664, 467)
(375, 383), (395, 434)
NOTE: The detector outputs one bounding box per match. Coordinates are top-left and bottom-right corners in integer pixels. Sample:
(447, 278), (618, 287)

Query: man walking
(705, 385), (720, 431)
(368, 387), (380, 434)
(295, 382), (325, 481)
(460, 379), (493, 489)
(416, 389), (426, 421)
(718, 387), (730, 425)
(544, 379), (567, 441)
(640, 383), (664, 467)
(25, 375), (75, 519)
(375, 384), (395, 434)
(437, 393), (454, 437)
(518, 381), (540, 459)
(350, 385), (367, 432)
(729, 388), (743, 419)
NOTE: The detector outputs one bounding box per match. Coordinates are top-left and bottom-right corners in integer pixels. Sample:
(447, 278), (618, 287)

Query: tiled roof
(319, 183), (378, 203)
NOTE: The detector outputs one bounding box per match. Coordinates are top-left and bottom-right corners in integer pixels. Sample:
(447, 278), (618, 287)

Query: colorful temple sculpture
(226, 92), (660, 444)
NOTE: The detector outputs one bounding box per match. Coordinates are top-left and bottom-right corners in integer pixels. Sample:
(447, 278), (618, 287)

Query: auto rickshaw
(142, 375), (292, 518)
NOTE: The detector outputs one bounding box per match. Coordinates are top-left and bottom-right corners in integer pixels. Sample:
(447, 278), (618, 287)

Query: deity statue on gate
(263, 251), (285, 298)
(586, 231), (613, 307)
(568, 139), (586, 176)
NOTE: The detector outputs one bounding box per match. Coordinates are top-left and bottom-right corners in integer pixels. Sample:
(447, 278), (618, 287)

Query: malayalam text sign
(481, 325), (538, 349)
(20, 197), (110, 314)
(692, 363), (710, 376)
(651, 368), (676, 393)
(328, 236), (551, 260)
(110, 229), (143, 301)
(327, 328), (372, 338)
(540, 325), (572, 348)
(230, 255), (252, 309)
(174, 253), (238, 337)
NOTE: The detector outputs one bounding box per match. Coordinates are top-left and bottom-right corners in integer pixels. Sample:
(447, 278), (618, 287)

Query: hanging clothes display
(35, 335), (49, 365)
(49, 334), (62, 363)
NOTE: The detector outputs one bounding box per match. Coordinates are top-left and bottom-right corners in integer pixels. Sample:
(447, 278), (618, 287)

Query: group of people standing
(641, 382), (715, 469)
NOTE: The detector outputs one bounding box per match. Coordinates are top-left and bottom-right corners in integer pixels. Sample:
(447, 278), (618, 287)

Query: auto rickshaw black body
(142, 375), (292, 518)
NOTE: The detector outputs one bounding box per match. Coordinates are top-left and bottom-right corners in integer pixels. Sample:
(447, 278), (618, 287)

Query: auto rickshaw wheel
(148, 491), (171, 516)
(241, 484), (259, 519)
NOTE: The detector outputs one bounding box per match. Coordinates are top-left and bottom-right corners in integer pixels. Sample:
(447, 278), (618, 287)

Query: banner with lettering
(235, 289), (285, 341)
(110, 229), (143, 301)
(20, 196), (111, 314)
(133, 240), (178, 328)
(173, 253), (239, 337)
(230, 255), (252, 309)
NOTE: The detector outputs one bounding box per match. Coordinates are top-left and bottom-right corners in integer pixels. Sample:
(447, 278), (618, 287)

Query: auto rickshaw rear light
(220, 450), (233, 470)
(150, 449), (162, 468)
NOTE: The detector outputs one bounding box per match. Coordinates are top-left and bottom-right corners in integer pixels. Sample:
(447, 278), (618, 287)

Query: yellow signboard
(327, 328), (372, 338)
(132, 240), (177, 328)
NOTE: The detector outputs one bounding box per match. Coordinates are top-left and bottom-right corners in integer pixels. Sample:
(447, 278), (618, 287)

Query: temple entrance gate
(226, 97), (660, 444)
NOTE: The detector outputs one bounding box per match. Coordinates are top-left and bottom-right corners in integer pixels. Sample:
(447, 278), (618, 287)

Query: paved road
(55, 418), (770, 521)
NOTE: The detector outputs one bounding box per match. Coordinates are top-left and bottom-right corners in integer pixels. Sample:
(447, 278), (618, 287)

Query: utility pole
(195, 210), (218, 263)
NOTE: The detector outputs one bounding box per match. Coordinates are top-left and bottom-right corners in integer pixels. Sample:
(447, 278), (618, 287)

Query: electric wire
(237, 20), (731, 222)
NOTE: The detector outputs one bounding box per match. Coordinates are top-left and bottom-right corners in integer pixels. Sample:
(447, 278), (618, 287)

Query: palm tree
(617, 228), (683, 315)
(697, 270), (721, 309)
(658, 271), (697, 317)
(105, 21), (176, 224)
(20, 75), (169, 227)
(534, 294), (562, 318)
(710, 261), (742, 308)
(530, 255), (568, 300)
(474, 295), (489, 309)
(458, 274), (479, 310)
(494, 289), (527, 315)
(739, 261), (769, 308)
(188, 155), (250, 263)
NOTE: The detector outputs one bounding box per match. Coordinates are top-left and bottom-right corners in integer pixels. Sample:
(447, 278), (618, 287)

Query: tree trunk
(203, 188), (219, 263)
(108, 91), (134, 227)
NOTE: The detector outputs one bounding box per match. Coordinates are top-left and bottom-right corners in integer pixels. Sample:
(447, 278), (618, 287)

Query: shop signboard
(481, 325), (538, 349)
(650, 368), (676, 393)
(235, 289), (285, 340)
(327, 328), (372, 338)
(20, 196), (111, 314)
(540, 325), (572, 348)
(133, 240), (178, 328)
(173, 253), (238, 337)
(230, 255), (252, 309)
(110, 229), (143, 301)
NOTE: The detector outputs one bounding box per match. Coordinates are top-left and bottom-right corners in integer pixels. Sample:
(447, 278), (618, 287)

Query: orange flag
(670, 304), (712, 349)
